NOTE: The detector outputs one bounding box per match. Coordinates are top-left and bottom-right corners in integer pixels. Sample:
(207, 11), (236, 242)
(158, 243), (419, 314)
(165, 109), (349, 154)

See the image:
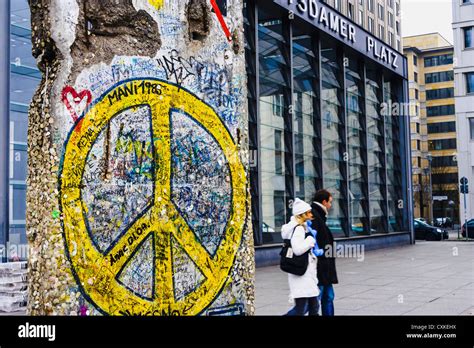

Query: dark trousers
(319, 284), (335, 316)
(293, 297), (319, 316)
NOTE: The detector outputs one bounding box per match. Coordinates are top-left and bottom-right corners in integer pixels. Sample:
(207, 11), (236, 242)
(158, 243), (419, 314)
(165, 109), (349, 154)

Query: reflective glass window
(321, 39), (347, 237)
(366, 66), (387, 233)
(384, 80), (404, 232)
(464, 26), (473, 48)
(258, 8), (290, 242)
(9, 0), (39, 251)
(466, 72), (474, 94)
(293, 26), (322, 205)
(346, 55), (369, 235)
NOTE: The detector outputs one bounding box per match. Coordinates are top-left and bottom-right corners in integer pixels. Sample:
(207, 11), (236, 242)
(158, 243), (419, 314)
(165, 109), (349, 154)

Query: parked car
(262, 222), (275, 233)
(415, 217), (428, 223)
(351, 222), (376, 234)
(461, 219), (474, 238)
(414, 220), (449, 241)
(327, 219), (344, 234)
(434, 217), (453, 228)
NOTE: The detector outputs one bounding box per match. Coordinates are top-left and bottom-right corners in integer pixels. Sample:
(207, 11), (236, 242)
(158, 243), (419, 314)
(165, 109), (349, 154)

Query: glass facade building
(245, 0), (411, 248)
(0, 0), (39, 259)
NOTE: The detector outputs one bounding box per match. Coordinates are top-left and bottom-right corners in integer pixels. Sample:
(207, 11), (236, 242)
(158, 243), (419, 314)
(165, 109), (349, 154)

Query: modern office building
(453, 0), (474, 223)
(245, 0), (412, 265)
(0, 0), (40, 261)
(403, 33), (459, 225)
(0, 0), (413, 265)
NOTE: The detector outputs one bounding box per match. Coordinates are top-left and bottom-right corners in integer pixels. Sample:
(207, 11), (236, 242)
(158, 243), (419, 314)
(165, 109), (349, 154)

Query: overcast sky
(401, 0), (453, 44)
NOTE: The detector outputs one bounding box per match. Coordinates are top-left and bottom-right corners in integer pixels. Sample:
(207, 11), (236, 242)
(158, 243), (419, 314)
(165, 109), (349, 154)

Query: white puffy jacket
(281, 217), (319, 299)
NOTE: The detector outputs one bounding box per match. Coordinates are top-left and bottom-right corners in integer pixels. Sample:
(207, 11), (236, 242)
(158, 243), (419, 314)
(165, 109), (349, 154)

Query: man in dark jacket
(311, 189), (338, 316)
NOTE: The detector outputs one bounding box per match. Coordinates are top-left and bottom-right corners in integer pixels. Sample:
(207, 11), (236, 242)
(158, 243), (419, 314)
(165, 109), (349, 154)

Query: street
(256, 237), (474, 315)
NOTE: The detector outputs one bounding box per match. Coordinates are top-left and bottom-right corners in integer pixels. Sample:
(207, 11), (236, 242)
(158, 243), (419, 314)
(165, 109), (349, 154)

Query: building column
(402, 65), (415, 243)
(0, 0), (10, 262)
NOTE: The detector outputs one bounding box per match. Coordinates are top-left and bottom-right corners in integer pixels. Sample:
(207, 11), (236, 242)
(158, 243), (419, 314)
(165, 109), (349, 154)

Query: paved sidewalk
(256, 239), (474, 315)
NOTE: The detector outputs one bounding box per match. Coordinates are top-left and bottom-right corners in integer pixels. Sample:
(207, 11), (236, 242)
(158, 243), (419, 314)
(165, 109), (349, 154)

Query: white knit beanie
(292, 198), (312, 216)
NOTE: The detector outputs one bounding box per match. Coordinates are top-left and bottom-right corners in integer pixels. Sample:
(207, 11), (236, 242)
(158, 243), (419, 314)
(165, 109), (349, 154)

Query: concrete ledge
(255, 232), (411, 268)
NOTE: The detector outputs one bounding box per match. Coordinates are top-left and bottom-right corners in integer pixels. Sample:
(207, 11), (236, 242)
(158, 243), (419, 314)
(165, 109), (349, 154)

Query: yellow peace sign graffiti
(59, 78), (247, 315)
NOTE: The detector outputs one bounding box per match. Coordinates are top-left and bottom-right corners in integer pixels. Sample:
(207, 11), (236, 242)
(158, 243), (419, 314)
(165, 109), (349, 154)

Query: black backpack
(279, 225), (311, 276)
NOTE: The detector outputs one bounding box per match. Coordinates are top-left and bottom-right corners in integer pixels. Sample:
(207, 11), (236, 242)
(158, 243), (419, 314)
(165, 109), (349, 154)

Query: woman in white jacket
(281, 198), (319, 315)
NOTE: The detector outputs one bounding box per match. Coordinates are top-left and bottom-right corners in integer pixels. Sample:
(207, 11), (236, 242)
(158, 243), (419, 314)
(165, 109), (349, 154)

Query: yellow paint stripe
(148, 0), (164, 10)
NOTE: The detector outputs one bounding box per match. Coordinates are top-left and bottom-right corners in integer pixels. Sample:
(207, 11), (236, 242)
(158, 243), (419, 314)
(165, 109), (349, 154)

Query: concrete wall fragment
(27, 0), (254, 316)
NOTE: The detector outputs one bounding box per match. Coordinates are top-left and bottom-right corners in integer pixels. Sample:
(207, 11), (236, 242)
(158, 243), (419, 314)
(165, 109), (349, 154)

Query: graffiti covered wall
(27, 0), (254, 315)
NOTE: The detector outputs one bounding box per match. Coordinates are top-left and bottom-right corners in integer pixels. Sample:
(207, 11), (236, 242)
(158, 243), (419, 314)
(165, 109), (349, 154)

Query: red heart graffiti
(61, 86), (92, 131)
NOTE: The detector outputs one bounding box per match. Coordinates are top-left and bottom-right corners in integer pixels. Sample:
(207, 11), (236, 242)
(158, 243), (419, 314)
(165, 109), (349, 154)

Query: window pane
(384, 80), (404, 232)
(431, 155), (457, 167)
(426, 88), (454, 100)
(432, 173), (459, 185)
(424, 54), (453, 67)
(11, 186), (26, 222)
(10, 147), (27, 181)
(9, 0), (38, 246)
(467, 72), (474, 94)
(425, 71), (453, 84)
(346, 56), (369, 235)
(258, 10), (289, 242)
(293, 26), (321, 202)
(8, 226), (27, 250)
(464, 27), (473, 48)
(321, 39), (347, 237)
(470, 118), (474, 140)
(10, 31), (39, 69)
(428, 139), (457, 150)
(427, 104), (455, 117)
(10, 74), (39, 105)
(366, 66), (387, 233)
(427, 122), (456, 133)
(10, 111), (28, 143)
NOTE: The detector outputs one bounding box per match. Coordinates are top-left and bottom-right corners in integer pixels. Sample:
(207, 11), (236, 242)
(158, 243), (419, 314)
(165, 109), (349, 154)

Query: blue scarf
(306, 220), (324, 257)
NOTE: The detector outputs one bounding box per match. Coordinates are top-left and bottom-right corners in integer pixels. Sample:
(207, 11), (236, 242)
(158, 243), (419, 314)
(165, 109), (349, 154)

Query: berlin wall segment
(26, 0), (254, 316)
